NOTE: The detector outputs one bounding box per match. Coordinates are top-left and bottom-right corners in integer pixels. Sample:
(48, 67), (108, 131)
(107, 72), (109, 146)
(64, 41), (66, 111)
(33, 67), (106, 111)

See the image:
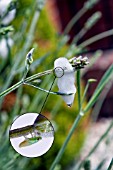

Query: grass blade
(107, 158), (113, 170)
(84, 65), (113, 113)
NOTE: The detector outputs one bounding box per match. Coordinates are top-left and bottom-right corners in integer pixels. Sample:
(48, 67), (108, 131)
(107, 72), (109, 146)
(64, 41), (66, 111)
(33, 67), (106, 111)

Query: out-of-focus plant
(0, 0), (113, 170)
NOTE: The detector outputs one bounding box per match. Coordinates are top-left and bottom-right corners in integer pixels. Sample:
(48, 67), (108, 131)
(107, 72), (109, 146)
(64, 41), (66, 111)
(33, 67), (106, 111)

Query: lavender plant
(0, 0), (113, 170)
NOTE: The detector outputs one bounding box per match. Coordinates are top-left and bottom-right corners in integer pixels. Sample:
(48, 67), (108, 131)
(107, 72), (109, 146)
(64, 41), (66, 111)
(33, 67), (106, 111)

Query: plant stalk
(77, 70), (81, 111)
(50, 113), (82, 170)
(107, 158), (113, 170)
(79, 29), (113, 49)
(64, 7), (87, 35)
(50, 70), (82, 170)
(0, 69), (53, 98)
(81, 81), (89, 106)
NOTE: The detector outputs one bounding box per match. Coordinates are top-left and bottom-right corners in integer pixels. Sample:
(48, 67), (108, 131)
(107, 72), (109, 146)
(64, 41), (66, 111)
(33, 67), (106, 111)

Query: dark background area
(55, 0), (113, 51)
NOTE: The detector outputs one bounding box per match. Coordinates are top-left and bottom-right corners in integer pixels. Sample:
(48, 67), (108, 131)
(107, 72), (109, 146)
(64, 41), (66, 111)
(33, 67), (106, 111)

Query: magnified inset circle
(9, 113), (54, 157)
(54, 67), (64, 78)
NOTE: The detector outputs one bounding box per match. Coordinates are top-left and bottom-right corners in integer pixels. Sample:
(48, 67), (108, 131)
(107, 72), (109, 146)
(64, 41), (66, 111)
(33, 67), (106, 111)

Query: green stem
(81, 79), (97, 108)
(63, 0), (100, 35)
(72, 11), (101, 45)
(91, 80), (113, 122)
(28, 75), (50, 112)
(24, 82), (73, 96)
(81, 82), (89, 106)
(79, 29), (113, 49)
(0, 69), (53, 98)
(77, 70), (81, 111)
(50, 70), (82, 170)
(12, 83), (23, 117)
(0, 81), (23, 98)
(25, 69), (53, 82)
(50, 113), (82, 170)
(107, 158), (113, 170)
(72, 27), (87, 44)
(83, 65), (113, 113)
(63, 7), (87, 34)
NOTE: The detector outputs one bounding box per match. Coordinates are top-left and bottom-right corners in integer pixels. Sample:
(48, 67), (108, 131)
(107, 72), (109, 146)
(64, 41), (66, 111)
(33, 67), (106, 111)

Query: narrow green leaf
(95, 159), (106, 170)
(95, 66), (113, 93)
(84, 65), (113, 113)
(107, 158), (113, 170)
(76, 70), (81, 111)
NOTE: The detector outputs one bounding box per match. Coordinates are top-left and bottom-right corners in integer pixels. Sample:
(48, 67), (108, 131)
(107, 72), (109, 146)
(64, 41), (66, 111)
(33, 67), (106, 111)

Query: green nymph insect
(9, 115), (54, 148)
